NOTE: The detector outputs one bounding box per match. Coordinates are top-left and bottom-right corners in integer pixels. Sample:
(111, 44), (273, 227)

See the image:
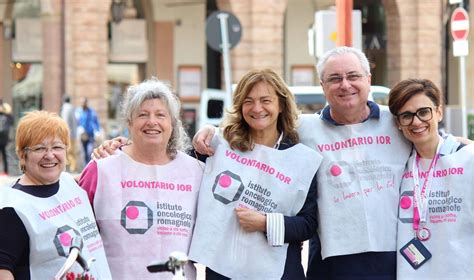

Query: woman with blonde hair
(188, 69), (321, 279)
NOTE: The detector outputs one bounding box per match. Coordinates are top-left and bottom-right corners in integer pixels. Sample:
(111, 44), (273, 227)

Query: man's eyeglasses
(323, 73), (366, 85)
(25, 144), (67, 155)
(396, 107), (434, 126)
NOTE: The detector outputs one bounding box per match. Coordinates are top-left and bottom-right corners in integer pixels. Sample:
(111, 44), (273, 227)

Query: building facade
(0, 0), (472, 137)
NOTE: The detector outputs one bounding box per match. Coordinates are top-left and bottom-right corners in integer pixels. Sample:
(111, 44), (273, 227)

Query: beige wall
(284, 0), (315, 84)
(284, 0), (335, 85)
(153, 2), (206, 90)
(0, 0), (473, 134)
(64, 0), (111, 124)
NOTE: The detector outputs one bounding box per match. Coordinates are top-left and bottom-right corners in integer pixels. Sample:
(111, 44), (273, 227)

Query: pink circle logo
(330, 165), (342, 176)
(59, 232), (72, 246)
(126, 206), (139, 220)
(219, 174), (232, 188)
(400, 196), (412, 209)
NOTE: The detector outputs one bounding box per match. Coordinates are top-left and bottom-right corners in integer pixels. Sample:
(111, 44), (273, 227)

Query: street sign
(450, 7), (470, 137)
(450, 7), (469, 41)
(205, 11), (242, 52)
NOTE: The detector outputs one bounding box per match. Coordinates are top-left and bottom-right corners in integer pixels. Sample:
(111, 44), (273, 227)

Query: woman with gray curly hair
(79, 78), (204, 280)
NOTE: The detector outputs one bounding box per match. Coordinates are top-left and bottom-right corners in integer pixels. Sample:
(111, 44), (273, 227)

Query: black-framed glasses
(396, 107), (434, 126)
(323, 73), (366, 85)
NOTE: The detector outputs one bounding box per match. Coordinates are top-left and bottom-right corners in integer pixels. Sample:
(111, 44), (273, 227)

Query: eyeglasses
(323, 73), (366, 85)
(396, 107), (434, 126)
(25, 144), (67, 155)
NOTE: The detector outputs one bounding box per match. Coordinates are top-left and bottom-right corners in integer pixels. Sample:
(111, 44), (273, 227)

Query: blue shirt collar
(320, 100), (380, 125)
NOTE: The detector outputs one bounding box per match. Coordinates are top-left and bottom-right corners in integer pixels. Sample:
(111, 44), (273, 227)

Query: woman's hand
(0, 269), (14, 280)
(93, 137), (130, 159)
(235, 207), (266, 232)
(192, 125), (216, 156)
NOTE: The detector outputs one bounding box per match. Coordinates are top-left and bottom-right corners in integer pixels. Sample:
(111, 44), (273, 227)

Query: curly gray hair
(121, 78), (190, 159)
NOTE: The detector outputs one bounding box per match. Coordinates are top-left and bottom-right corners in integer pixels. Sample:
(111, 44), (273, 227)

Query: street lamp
(111, 0), (126, 24)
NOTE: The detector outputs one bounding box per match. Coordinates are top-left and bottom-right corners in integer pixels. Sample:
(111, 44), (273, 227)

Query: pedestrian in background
(60, 95), (78, 173)
(0, 99), (13, 176)
(77, 97), (100, 165)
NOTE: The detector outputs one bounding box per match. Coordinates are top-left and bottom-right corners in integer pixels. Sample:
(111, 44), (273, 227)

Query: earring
(398, 127), (402, 130)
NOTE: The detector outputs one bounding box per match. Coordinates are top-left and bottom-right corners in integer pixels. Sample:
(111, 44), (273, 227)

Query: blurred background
(0, 0), (473, 176)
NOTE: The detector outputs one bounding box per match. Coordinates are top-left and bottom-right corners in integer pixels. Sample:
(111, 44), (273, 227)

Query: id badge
(399, 238), (432, 269)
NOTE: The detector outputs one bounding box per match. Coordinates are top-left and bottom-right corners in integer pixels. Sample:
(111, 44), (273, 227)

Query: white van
(198, 85), (390, 128)
(198, 88), (228, 129)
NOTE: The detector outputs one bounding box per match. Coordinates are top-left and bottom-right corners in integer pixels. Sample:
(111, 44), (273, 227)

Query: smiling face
(321, 53), (371, 113)
(242, 81), (281, 136)
(21, 137), (66, 185)
(396, 93), (443, 150)
(129, 98), (172, 150)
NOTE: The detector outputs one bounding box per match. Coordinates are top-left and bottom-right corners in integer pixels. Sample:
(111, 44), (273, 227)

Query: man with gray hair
(301, 46), (410, 279)
(191, 47), (410, 278)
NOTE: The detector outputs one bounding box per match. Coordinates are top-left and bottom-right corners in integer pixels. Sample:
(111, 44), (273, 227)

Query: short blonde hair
(16, 111), (70, 160)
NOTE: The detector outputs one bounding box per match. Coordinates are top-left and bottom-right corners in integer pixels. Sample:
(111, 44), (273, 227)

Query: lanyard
(411, 137), (443, 233)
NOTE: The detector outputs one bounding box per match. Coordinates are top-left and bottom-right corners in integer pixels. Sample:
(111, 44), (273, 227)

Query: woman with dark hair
(388, 78), (474, 279)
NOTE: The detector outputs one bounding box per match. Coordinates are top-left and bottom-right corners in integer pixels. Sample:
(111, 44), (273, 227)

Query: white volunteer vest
(188, 134), (322, 279)
(397, 140), (474, 279)
(298, 107), (411, 258)
(94, 151), (203, 280)
(0, 173), (112, 279)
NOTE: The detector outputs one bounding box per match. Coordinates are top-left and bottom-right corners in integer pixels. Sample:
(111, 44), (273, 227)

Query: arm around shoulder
(192, 125), (217, 155)
(78, 161), (99, 205)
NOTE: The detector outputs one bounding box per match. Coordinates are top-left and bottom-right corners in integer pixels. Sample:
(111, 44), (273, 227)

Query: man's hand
(93, 136), (130, 159)
(192, 125), (216, 156)
(235, 207), (266, 232)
